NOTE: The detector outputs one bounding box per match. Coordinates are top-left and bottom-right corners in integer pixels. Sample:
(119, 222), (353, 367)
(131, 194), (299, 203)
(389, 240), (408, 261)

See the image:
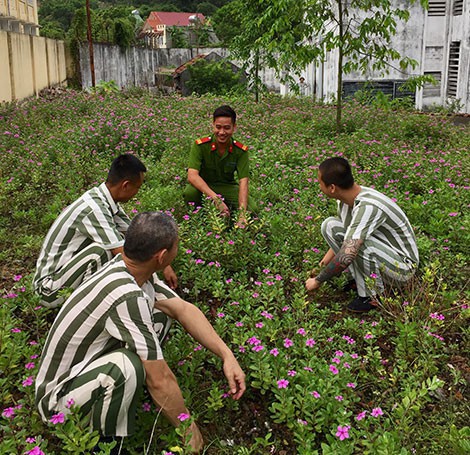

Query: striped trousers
(56, 348), (145, 437)
(36, 243), (112, 308)
(321, 216), (416, 297)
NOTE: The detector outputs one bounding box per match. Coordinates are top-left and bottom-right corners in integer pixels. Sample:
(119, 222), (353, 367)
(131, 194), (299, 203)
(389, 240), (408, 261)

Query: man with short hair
(35, 212), (246, 453)
(184, 105), (253, 223)
(33, 154), (177, 308)
(306, 157), (419, 312)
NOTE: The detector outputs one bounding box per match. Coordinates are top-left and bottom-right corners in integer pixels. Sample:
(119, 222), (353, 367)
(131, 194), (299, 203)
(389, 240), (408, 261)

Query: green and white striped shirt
(35, 255), (177, 419)
(33, 183), (131, 289)
(339, 186), (419, 264)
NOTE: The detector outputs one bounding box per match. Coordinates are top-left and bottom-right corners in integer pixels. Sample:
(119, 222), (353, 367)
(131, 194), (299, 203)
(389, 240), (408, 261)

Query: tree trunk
(336, 0), (344, 134)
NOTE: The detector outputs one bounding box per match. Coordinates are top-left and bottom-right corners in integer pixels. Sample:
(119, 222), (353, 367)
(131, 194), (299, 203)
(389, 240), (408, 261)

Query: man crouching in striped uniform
(35, 212), (246, 453)
(305, 157), (419, 312)
(33, 154), (177, 309)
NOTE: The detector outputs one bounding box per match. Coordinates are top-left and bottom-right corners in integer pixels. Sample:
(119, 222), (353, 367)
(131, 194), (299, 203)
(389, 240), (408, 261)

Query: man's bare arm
(315, 239), (363, 283)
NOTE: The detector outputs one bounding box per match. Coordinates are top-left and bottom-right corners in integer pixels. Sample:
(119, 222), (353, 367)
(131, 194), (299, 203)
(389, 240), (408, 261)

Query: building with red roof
(140, 11), (206, 49)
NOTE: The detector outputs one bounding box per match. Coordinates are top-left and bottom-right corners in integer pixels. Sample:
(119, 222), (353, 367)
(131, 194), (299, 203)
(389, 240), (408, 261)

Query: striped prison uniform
(322, 186), (419, 297)
(35, 255), (178, 437)
(33, 183), (131, 308)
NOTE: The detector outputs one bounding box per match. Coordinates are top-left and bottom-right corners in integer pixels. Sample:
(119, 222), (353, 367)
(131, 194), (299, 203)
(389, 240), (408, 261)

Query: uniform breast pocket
(223, 161), (237, 175)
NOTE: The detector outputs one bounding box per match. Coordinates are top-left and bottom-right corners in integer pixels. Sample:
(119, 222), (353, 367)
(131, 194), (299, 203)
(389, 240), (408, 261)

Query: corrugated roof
(146, 11), (205, 28)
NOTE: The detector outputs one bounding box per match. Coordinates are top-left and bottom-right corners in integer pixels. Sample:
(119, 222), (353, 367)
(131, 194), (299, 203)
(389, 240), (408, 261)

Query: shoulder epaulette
(233, 140), (248, 151)
(195, 136), (212, 145)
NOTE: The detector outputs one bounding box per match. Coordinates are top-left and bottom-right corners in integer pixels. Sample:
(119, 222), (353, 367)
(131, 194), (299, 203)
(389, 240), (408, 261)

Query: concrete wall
(0, 30), (67, 103)
(79, 44), (280, 92)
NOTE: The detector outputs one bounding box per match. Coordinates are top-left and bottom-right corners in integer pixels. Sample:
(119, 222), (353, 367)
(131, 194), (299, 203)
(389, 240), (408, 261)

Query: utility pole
(86, 0), (96, 87)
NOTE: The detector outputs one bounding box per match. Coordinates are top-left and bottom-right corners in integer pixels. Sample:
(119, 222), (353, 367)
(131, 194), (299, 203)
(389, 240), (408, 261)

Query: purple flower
(356, 411), (367, 421)
(371, 407), (384, 417)
(335, 425), (350, 440)
(277, 379), (289, 389)
(142, 402), (151, 412)
(22, 376), (34, 387)
(2, 407), (15, 418)
(50, 413), (65, 424)
(305, 338), (316, 347)
(177, 413), (190, 422)
(25, 447), (45, 455)
(329, 365), (339, 375)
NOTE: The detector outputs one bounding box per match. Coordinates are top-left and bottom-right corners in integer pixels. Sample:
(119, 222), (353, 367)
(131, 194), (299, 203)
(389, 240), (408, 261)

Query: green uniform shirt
(188, 135), (249, 184)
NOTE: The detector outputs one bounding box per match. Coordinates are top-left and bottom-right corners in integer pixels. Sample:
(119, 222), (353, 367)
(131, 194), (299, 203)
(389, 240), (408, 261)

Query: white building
(282, 0), (470, 113)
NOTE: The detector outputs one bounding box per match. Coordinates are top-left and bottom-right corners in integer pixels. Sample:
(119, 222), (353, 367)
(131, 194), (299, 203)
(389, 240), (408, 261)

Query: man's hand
(222, 354), (246, 400)
(163, 265), (178, 289)
(306, 277), (322, 292)
(186, 421), (204, 454)
(213, 196), (230, 217)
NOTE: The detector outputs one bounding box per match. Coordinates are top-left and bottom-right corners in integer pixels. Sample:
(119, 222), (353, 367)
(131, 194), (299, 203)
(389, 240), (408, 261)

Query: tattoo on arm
(316, 239), (363, 283)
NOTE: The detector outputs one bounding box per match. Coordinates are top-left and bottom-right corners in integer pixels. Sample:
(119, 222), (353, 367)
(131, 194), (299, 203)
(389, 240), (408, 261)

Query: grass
(0, 91), (469, 455)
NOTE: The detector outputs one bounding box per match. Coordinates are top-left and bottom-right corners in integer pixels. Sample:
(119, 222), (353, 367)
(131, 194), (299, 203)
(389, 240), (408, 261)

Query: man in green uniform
(183, 105), (253, 223)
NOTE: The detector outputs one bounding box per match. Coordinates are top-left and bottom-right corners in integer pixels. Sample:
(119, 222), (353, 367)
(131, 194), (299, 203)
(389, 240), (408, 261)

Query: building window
(446, 42), (460, 97)
(452, 0), (463, 15)
(428, 0), (446, 15)
(423, 72), (441, 98)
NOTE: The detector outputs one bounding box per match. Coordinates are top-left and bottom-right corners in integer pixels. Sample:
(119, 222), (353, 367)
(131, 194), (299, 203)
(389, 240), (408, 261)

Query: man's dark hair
(106, 154), (147, 185)
(319, 157), (355, 189)
(124, 212), (178, 262)
(213, 105), (236, 124)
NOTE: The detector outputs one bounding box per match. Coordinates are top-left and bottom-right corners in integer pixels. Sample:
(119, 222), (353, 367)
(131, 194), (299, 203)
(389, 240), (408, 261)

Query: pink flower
(235, 322), (244, 327)
(282, 306), (290, 312)
(277, 379), (289, 389)
(217, 313), (225, 318)
(22, 376), (34, 387)
(448, 212), (458, 216)
(2, 407), (15, 418)
(252, 345), (264, 352)
(371, 407), (384, 417)
(50, 413), (65, 424)
(255, 322), (264, 328)
(287, 370), (297, 377)
(347, 382), (356, 388)
(296, 328), (306, 335)
(177, 413), (190, 422)
(283, 338), (293, 348)
(364, 333), (374, 339)
(306, 338), (316, 347)
(335, 425), (350, 440)
(335, 395), (343, 401)
(270, 348), (279, 357)
(329, 365), (339, 375)
(25, 437), (36, 443)
(248, 337), (261, 346)
(142, 402), (151, 412)
(356, 411), (367, 421)
(311, 391), (321, 398)
(13, 274), (22, 281)
(25, 362), (35, 370)
(66, 398), (75, 408)
(25, 446), (45, 455)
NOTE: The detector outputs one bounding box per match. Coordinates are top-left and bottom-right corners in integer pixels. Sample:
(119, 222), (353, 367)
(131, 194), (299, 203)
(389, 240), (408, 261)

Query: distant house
(140, 11), (205, 49)
(0, 0), (39, 35)
(173, 51), (247, 95)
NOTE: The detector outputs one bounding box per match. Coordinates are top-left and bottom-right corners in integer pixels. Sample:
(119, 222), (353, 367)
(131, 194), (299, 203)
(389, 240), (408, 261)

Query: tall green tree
(233, 0), (429, 132)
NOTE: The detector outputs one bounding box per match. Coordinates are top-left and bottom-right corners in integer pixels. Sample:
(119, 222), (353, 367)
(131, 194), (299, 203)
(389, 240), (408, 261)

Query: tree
(233, 0), (429, 132)
(212, 1), (243, 46)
